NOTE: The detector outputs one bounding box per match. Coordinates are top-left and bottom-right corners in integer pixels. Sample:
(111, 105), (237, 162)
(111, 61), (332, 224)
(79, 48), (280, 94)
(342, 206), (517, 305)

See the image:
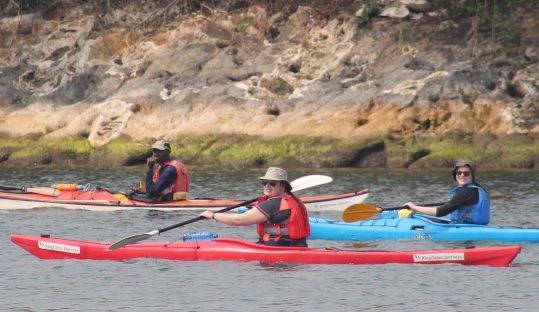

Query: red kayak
(11, 234), (521, 267)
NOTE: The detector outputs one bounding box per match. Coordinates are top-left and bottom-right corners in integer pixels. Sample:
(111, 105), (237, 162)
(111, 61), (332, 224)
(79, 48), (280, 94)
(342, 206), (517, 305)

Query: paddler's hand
(404, 202), (417, 211)
(146, 156), (157, 170)
(200, 210), (214, 220)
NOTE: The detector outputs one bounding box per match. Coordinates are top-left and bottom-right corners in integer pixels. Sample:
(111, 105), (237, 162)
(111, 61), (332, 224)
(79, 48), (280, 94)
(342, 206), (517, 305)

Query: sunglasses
(261, 180), (277, 187)
(456, 170), (471, 177)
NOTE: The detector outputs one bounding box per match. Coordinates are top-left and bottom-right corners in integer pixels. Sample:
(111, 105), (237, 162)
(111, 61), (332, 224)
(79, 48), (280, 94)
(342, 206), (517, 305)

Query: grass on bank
(0, 132), (537, 169)
(385, 133), (538, 169)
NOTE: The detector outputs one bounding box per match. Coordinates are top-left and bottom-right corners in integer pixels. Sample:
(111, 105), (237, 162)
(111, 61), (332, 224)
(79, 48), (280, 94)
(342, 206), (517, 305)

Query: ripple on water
(1, 167), (539, 311)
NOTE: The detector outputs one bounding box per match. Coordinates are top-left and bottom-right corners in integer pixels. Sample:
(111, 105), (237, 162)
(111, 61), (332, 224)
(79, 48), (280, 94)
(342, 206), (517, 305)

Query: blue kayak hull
(308, 215), (539, 243)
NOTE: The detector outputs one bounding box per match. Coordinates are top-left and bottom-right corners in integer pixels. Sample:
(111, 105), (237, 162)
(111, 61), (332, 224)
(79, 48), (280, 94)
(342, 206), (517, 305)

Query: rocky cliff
(0, 0), (537, 168)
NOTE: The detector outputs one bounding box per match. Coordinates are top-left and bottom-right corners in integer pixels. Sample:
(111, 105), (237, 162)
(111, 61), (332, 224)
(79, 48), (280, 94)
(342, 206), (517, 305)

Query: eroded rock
(0, 0), (536, 156)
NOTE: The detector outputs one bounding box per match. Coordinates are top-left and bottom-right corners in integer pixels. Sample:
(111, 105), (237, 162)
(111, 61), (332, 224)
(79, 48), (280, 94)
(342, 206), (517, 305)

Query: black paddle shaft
(383, 202), (446, 211)
(0, 185), (25, 192)
(158, 198), (258, 234)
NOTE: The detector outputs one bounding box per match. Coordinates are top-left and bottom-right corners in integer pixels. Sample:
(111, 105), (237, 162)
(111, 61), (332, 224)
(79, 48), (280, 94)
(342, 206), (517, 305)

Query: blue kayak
(308, 214), (539, 243)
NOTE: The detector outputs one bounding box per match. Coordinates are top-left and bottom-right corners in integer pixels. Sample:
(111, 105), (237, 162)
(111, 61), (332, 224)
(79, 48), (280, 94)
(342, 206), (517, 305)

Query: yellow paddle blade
(341, 203), (382, 223)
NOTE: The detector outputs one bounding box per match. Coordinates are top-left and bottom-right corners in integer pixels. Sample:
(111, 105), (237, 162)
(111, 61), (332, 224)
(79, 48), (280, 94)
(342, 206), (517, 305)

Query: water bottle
(237, 206), (249, 213)
(182, 231), (218, 242)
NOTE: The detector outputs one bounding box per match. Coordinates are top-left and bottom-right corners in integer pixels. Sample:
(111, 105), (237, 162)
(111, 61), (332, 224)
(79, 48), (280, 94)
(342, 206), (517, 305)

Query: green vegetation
(385, 134), (538, 169)
(172, 134), (352, 168)
(356, 0), (381, 27)
(97, 135), (149, 166)
(3, 135), (91, 164)
(1, 133), (536, 169)
(432, 0), (526, 44)
(0, 0), (48, 16)
(235, 21), (249, 33)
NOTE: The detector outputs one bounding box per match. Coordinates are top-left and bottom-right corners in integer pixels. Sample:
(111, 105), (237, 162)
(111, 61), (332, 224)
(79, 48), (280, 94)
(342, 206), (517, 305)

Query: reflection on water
(1, 166), (538, 311)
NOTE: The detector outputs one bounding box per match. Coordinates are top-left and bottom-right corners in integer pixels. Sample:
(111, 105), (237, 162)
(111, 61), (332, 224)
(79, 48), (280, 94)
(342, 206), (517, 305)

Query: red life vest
(256, 193), (310, 241)
(152, 160), (189, 200)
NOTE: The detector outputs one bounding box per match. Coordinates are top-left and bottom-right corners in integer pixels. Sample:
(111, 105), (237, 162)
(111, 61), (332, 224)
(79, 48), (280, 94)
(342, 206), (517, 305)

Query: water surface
(1, 167), (538, 311)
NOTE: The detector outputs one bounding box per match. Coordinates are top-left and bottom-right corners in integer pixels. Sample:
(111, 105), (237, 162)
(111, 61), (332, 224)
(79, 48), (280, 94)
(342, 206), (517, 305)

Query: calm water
(1, 166), (538, 312)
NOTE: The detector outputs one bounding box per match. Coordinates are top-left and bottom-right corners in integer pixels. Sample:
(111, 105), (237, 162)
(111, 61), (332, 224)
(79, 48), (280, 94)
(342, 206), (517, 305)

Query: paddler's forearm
(405, 202), (439, 216)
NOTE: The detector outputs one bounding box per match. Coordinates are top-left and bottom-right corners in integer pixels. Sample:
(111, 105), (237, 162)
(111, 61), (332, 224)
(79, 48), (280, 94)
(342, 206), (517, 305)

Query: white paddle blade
(290, 175), (332, 192)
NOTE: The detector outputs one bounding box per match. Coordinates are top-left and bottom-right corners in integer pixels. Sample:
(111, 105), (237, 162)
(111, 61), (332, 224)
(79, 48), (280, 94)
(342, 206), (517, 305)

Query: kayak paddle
(0, 185), (59, 196)
(108, 174), (332, 250)
(341, 202), (445, 223)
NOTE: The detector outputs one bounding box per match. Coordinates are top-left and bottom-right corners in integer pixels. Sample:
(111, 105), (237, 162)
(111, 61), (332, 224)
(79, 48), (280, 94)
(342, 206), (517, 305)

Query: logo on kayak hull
(414, 233), (433, 240)
(413, 252), (465, 262)
(38, 241), (80, 254)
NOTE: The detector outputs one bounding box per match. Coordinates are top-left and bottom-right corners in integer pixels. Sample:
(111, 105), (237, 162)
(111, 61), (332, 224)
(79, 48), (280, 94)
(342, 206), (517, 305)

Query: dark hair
(284, 181), (293, 193)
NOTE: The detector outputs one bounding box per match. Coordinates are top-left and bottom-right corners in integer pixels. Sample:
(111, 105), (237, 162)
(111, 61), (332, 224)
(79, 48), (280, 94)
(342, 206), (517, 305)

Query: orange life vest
(152, 160), (189, 200)
(256, 193), (310, 241)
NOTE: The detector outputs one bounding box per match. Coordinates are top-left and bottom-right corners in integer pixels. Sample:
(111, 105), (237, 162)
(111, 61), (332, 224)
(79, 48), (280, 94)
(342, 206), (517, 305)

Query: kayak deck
(11, 234), (521, 267)
(0, 188), (368, 211)
(309, 214), (539, 243)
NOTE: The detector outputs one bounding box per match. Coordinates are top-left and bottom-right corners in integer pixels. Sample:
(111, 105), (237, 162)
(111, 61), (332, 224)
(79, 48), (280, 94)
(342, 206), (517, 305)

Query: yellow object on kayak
(139, 180), (146, 193)
(113, 193), (130, 204)
(173, 191), (188, 200)
(398, 209), (414, 218)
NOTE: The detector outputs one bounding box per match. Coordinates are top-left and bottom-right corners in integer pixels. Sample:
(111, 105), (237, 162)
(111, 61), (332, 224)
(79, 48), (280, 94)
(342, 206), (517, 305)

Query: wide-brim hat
(152, 140), (171, 152)
(259, 167), (289, 182)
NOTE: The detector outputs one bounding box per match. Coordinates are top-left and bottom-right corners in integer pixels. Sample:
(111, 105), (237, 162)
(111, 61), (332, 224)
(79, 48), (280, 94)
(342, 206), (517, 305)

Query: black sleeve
(436, 187), (479, 217)
(256, 197), (291, 223)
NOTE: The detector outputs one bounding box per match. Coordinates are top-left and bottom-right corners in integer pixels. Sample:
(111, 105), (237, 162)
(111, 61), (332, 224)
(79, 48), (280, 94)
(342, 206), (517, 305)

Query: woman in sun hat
(200, 167), (310, 246)
(403, 159), (490, 225)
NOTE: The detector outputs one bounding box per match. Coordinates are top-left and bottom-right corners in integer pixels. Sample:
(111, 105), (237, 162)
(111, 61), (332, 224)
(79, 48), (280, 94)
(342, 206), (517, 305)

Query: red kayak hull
(11, 234), (520, 267)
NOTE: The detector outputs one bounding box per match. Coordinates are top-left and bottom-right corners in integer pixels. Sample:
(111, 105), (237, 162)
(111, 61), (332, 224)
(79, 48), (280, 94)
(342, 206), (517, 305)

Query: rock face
(0, 1), (537, 152)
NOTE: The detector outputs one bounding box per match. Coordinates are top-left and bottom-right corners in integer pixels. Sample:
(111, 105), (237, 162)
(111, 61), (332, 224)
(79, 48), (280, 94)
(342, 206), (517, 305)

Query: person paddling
(403, 160), (491, 225)
(200, 167), (310, 247)
(132, 140), (189, 202)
